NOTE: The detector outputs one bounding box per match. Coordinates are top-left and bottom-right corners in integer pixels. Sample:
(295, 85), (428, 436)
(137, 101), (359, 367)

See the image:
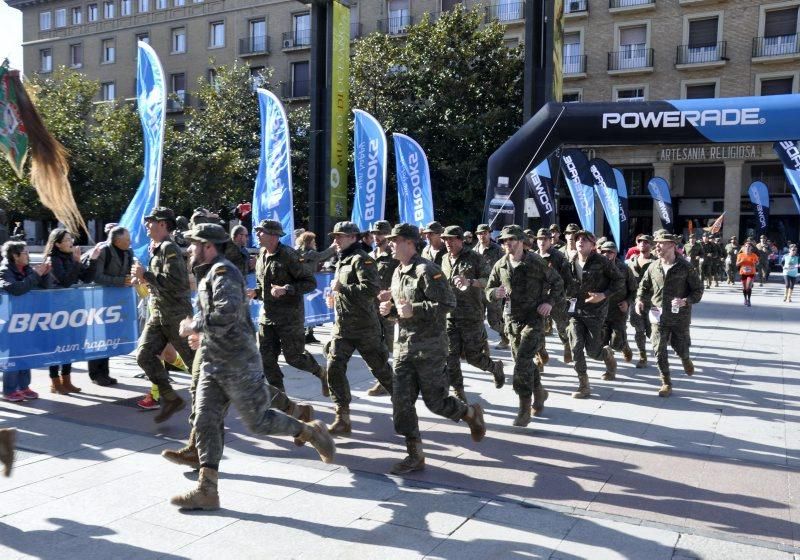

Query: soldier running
(421, 221), (446, 265)
(473, 223), (508, 349)
(599, 241), (637, 365)
(724, 236), (739, 285)
(367, 220), (398, 397)
(535, 228), (572, 365)
(627, 234), (657, 368)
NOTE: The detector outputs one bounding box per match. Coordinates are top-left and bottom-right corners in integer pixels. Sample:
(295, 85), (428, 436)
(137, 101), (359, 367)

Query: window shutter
(688, 18), (718, 47)
(764, 7), (798, 37)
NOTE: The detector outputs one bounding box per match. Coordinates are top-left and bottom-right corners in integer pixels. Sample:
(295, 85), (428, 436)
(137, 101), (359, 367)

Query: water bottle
(487, 176), (514, 233)
(671, 299), (679, 314)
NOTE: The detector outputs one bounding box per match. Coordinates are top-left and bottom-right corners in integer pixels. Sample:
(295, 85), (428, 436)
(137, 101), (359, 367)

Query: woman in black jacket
(43, 228), (84, 394)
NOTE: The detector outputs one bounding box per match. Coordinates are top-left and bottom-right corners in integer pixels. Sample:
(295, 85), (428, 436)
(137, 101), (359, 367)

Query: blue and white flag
(747, 181), (770, 236)
(613, 168), (629, 251)
(647, 177), (674, 233)
(525, 159), (557, 227)
(119, 41), (166, 265)
(351, 109), (387, 231)
(252, 88), (294, 247)
(394, 133), (434, 228)
(774, 140), (800, 215)
(560, 149), (595, 233)
(588, 158), (621, 250)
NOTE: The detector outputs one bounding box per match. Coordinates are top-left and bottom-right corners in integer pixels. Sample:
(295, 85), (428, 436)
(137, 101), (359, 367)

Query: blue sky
(1, 1), (23, 71)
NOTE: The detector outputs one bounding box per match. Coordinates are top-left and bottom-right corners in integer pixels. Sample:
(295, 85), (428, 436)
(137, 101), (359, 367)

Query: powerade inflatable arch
(484, 94), (800, 228)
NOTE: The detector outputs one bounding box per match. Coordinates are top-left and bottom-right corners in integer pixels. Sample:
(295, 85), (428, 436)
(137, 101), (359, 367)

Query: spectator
(12, 222), (24, 240)
(233, 201), (253, 231)
(295, 231), (336, 344)
(782, 244), (798, 303)
(224, 224), (253, 276)
(0, 241), (52, 401)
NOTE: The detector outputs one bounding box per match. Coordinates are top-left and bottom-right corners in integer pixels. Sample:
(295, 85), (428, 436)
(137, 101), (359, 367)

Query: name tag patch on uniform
(433, 273), (443, 280)
(215, 267), (227, 275)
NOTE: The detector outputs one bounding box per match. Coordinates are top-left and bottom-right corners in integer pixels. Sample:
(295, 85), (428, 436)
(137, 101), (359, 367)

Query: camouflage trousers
(392, 348), (467, 442)
(540, 301), (569, 354)
(505, 320), (544, 398)
(651, 322), (691, 381)
(701, 260), (717, 284)
(258, 321), (323, 391)
(486, 298), (505, 337)
(725, 261), (737, 283)
(327, 333), (393, 408)
(446, 318), (502, 391)
(629, 307), (652, 353)
(379, 315), (396, 354)
(758, 260), (770, 283)
(601, 311), (629, 352)
(567, 315), (606, 377)
(136, 319), (196, 400)
(194, 359), (304, 470)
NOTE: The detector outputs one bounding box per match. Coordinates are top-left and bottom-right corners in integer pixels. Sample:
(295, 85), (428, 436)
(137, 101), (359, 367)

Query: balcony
(675, 41), (726, 68)
(377, 15), (413, 35)
(485, 2), (524, 23)
(609, 0), (655, 14)
(563, 54), (586, 77)
(564, 0), (588, 18)
(281, 29), (311, 50)
(752, 35), (800, 62)
(166, 91), (189, 113)
(282, 81), (309, 100)
(351, 21), (362, 40)
(608, 47), (654, 74)
(239, 35), (270, 56)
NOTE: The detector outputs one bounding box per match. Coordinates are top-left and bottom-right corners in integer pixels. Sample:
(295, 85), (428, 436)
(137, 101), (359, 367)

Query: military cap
(254, 219), (285, 237)
(422, 221), (444, 234)
(574, 230), (596, 243)
(596, 236), (607, 247)
(600, 240), (618, 253)
(548, 224), (561, 233)
(536, 228), (552, 239)
(144, 207), (176, 223)
(386, 223), (421, 241)
(497, 224), (526, 241)
(329, 221), (360, 236)
(564, 223), (580, 234)
(653, 230), (679, 243)
(635, 233), (653, 243)
(369, 220), (392, 235)
(184, 223), (230, 244)
(175, 216), (189, 230)
(475, 223), (491, 233)
(441, 225), (464, 239)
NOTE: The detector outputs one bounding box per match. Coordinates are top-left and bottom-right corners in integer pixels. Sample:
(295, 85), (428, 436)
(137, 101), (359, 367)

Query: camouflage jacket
(637, 257), (704, 326)
(756, 242), (771, 264)
(332, 243), (381, 337)
(724, 243), (740, 261)
(627, 253), (657, 286)
(486, 250), (564, 326)
(142, 238), (193, 322)
(441, 246), (491, 322)
(606, 258), (637, 321)
(421, 243), (446, 266)
(224, 243), (251, 277)
(254, 242), (316, 325)
(390, 253), (455, 356)
(684, 241), (704, 263)
(371, 247), (399, 290)
(701, 241), (720, 260)
(472, 241), (503, 269)
(539, 249), (571, 293)
(566, 251), (625, 319)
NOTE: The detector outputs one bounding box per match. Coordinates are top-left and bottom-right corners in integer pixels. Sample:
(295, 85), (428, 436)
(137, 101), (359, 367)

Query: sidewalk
(1, 279), (798, 559)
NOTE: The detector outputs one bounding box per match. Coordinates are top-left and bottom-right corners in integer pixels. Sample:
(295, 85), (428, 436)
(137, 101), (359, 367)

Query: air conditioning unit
(283, 38), (294, 49)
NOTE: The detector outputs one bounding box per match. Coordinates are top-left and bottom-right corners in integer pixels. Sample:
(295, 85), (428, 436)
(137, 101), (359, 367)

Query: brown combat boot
(170, 467), (220, 510)
(390, 438), (425, 475)
(658, 376), (673, 397)
(327, 406), (352, 436)
(60, 375), (82, 393)
(366, 381), (388, 396)
(682, 358), (695, 376)
(571, 376), (591, 399)
(563, 345), (573, 364)
(513, 397), (532, 427)
(161, 429), (200, 470)
(155, 395), (186, 424)
(622, 344), (633, 363)
(539, 348), (549, 365)
(0, 428), (16, 477)
(601, 346), (617, 381)
(532, 387), (549, 417)
(50, 377), (70, 395)
(463, 404), (486, 442)
(296, 420), (336, 463)
(286, 401), (315, 446)
(492, 360), (505, 389)
(317, 366), (330, 397)
(635, 350), (648, 369)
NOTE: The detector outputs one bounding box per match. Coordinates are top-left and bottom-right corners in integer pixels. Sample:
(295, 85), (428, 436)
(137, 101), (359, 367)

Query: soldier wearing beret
(599, 241), (637, 364)
(473, 223), (509, 349)
(421, 221), (446, 266)
(535, 228), (572, 365)
(627, 233), (657, 368)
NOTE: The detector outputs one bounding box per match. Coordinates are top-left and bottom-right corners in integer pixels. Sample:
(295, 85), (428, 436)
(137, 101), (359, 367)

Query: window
(616, 86), (646, 102)
(250, 66), (266, 91)
(102, 38), (115, 63)
(103, 1), (115, 19)
(136, 32), (150, 44)
(293, 13), (311, 46)
(441, 0), (461, 11)
(69, 43), (83, 67)
(685, 83), (716, 99)
(39, 11), (52, 30)
(562, 90), (582, 103)
(563, 31), (583, 73)
(493, 0), (523, 21)
(88, 4), (98, 21)
(71, 7), (82, 24)
(121, 0), (131, 16)
(155, 0), (166, 8)
(249, 18), (266, 51)
(291, 61), (310, 97)
(40, 48), (52, 72)
(55, 9), (67, 27)
(174, 0), (185, 6)
(170, 73), (186, 100)
(760, 76), (794, 95)
(138, 0), (149, 11)
(686, 17), (720, 63)
(101, 82), (115, 100)
(209, 21), (225, 47)
(388, 0), (410, 33)
(172, 27), (186, 53)
(762, 7), (799, 55)
(208, 68), (218, 85)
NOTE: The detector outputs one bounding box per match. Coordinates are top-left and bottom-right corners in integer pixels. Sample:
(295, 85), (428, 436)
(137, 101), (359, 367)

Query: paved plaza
(1, 279), (798, 559)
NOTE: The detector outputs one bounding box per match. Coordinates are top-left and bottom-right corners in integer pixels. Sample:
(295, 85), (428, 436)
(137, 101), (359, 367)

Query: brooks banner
(773, 140), (800, 214)
(394, 133), (434, 228)
(246, 272), (334, 327)
(647, 177), (674, 233)
(524, 159), (556, 227)
(119, 41), (166, 265)
(560, 149), (595, 233)
(588, 158), (621, 250)
(252, 88), (294, 247)
(613, 168), (630, 251)
(0, 287), (139, 371)
(351, 109), (387, 231)
(328, 0), (350, 219)
(747, 181), (770, 236)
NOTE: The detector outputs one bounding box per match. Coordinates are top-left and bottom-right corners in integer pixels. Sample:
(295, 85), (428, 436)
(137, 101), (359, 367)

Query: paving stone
(425, 518), (563, 559)
(552, 516), (678, 559)
(674, 533), (794, 560)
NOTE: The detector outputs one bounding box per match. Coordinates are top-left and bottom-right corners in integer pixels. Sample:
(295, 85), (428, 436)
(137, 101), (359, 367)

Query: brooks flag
(560, 149), (595, 233)
(119, 41), (166, 264)
(773, 141), (800, 215)
(747, 181), (770, 237)
(647, 177), (674, 233)
(524, 159), (556, 227)
(588, 158), (621, 250)
(252, 88), (294, 247)
(351, 109), (387, 231)
(613, 168), (630, 251)
(394, 133), (433, 228)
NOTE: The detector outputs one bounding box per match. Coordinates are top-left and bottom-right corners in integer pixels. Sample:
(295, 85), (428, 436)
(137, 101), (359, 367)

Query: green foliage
(351, 6), (524, 226)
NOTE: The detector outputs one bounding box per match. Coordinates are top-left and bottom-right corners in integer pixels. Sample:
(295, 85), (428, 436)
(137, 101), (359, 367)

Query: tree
(350, 6), (524, 226)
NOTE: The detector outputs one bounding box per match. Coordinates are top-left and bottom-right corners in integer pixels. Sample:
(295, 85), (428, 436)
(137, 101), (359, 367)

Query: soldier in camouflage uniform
(756, 235), (772, 285)
(366, 220), (399, 397)
(473, 223), (508, 349)
(486, 225), (564, 425)
(324, 221), (394, 435)
(169, 224), (335, 511)
(252, 220), (328, 396)
(636, 230), (704, 397)
(559, 223), (580, 261)
(421, 221), (446, 265)
(565, 231), (625, 398)
(132, 207), (194, 424)
(699, 232), (718, 288)
(684, 232), (704, 273)
(440, 225), (505, 403)
(724, 236), (739, 284)
(536, 228), (572, 364)
(549, 224), (564, 250)
(599, 241), (637, 364)
(627, 234), (657, 368)
(379, 224), (486, 475)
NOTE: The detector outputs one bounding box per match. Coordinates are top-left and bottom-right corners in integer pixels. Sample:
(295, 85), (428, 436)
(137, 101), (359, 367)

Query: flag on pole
(709, 212), (725, 235)
(394, 133), (434, 229)
(351, 109), (387, 232)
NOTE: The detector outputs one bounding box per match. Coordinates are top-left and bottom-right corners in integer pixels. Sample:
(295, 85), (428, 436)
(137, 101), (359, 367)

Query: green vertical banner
(328, 0), (350, 219)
